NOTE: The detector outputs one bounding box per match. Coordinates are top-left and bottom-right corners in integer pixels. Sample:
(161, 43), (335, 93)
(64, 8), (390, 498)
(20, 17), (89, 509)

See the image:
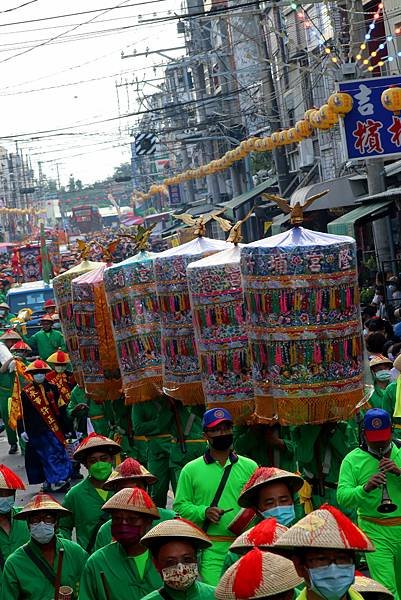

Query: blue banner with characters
(338, 75), (401, 160)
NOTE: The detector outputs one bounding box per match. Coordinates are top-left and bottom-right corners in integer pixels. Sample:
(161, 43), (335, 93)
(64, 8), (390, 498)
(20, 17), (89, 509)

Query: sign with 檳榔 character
(338, 75), (401, 160)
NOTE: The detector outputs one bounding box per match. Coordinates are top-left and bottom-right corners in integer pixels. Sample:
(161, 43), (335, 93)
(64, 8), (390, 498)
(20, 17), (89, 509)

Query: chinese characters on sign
(338, 75), (401, 160)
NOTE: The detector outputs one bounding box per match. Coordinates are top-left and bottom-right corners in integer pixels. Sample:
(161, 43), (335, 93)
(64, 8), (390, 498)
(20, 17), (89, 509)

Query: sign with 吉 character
(338, 75), (401, 160)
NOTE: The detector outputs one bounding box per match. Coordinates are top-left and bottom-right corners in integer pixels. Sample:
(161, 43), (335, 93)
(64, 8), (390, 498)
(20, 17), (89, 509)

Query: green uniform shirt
(367, 385), (386, 410)
(141, 581), (216, 600)
(68, 385), (109, 436)
(0, 371), (14, 404)
(294, 422), (358, 486)
(131, 398), (174, 437)
(78, 542), (162, 600)
(234, 425), (296, 472)
(0, 509), (30, 588)
(26, 329), (66, 361)
(337, 445), (401, 519)
(94, 507), (176, 552)
(59, 477), (113, 551)
(173, 452), (258, 535)
(0, 536), (87, 600)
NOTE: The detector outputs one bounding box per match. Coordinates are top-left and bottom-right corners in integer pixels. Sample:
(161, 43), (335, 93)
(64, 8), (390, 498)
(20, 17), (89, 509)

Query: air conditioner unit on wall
(299, 139), (315, 169)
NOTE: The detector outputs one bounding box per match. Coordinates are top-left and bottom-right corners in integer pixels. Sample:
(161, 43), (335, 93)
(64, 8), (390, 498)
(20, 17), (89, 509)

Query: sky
(0, 0), (182, 186)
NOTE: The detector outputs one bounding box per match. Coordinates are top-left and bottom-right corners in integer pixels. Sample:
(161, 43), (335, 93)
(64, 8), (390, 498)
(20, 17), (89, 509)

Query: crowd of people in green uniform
(0, 298), (400, 599)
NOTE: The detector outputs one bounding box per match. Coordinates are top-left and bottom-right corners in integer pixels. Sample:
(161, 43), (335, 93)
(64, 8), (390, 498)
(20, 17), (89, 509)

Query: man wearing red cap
(337, 408), (401, 600)
(18, 360), (72, 493)
(46, 350), (75, 407)
(0, 331), (23, 454)
(25, 315), (66, 361)
(43, 298), (57, 317)
(173, 407), (257, 585)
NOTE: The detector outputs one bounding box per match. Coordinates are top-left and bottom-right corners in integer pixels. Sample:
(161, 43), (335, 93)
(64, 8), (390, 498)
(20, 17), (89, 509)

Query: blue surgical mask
(375, 370), (392, 382)
(33, 373), (46, 384)
(0, 496), (15, 514)
(261, 504), (295, 526)
(30, 522), (55, 544)
(309, 563), (355, 600)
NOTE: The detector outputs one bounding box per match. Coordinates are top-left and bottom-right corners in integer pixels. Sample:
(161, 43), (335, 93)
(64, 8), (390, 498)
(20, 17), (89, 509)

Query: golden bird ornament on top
(173, 210), (231, 237)
(261, 190), (329, 226)
(134, 224), (156, 251)
(76, 239), (92, 261)
(226, 207), (254, 244)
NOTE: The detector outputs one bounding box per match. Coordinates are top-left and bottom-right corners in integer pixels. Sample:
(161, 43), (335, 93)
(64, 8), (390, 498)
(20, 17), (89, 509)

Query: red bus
(71, 205), (102, 234)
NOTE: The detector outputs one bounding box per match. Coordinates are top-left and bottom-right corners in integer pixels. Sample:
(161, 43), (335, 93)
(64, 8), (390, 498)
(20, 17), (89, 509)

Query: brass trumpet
(377, 449), (398, 514)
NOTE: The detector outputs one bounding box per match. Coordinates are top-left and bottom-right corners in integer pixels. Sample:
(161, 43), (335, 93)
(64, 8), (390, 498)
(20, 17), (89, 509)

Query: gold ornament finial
(173, 210), (231, 238)
(133, 224), (156, 251)
(226, 207), (254, 244)
(261, 190), (329, 226)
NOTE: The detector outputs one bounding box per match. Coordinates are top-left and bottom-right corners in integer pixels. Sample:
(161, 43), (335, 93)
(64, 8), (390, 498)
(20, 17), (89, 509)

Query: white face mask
(30, 522), (55, 544)
(54, 366), (66, 374)
(33, 373), (46, 384)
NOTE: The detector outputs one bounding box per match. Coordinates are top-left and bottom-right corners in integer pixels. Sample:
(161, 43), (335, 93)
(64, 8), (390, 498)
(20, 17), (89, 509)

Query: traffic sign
(338, 75), (401, 160)
(134, 132), (157, 156)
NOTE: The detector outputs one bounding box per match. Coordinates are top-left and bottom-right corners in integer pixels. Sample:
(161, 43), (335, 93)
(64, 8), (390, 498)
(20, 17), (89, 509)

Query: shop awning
(220, 179), (277, 220)
(327, 200), (393, 237)
(290, 176), (366, 211)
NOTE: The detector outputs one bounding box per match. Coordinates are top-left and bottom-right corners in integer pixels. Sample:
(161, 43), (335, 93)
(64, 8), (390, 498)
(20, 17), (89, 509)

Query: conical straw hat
(73, 432), (121, 462)
(102, 487), (160, 518)
(14, 493), (71, 520)
(215, 548), (303, 599)
(353, 575), (393, 599)
(0, 329), (22, 341)
(103, 457), (157, 491)
(273, 504), (374, 552)
(0, 464), (26, 491)
(141, 518), (212, 551)
(46, 350), (70, 364)
(25, 359), (52, 373)
(230, 518), (288, 554)
(239, 467), (304, 508)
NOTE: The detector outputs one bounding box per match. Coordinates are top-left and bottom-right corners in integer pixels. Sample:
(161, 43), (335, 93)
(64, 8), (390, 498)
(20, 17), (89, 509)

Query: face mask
(0, 310), (5, 317)
(89, 461), (113, 481)
(367, 442), (392, 457)
(54, 366), (66, 373)
(309, 563), (355, 600)
(53, 323), (61, 330)
(111, 523), (143, 546)
(161, 563), (199, 591)
(375, 370), (392, 382)
(388, 353), (395, 362)
(209, 433), (233, 451)
(261, 504), (295, 526)
(30, 522), (55, 544)
(33, 373), (46, 384)
(363, 328), (369, 336)
(0, 496), (15, 514)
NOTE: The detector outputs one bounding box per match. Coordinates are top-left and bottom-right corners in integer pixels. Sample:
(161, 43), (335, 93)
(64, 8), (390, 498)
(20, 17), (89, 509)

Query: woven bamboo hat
(239, 467), (304, 508)
(0, 464), (26, 491)
(0, 329), (22, 342)
(46, 350), (70, 365)
(353, 575), (393, 599)
(25, 359), (52, 373)
(369, 355), (392, 368)
(103, 457), (157, 491)
(10, 341), (32, 352)
(0, 302), (10, 310)
(102, 487), (160, 519)
(73, 432), (121, 463)
(230, 518), (288, 554)
(141, 518), (212, 551)
(215, 548), (303, 600)
(14, 493), (71, 520)
(40, 315), (54, 323)
(273, 504), (374, 552)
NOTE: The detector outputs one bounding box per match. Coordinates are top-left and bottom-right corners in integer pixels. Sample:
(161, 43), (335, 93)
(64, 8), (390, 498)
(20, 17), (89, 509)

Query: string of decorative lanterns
(133, 85), (401, 200)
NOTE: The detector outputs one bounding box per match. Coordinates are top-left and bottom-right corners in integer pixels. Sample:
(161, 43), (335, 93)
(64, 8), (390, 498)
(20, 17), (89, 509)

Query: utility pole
(260, 7), (292, 195)
(186, 0), (221, 202)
